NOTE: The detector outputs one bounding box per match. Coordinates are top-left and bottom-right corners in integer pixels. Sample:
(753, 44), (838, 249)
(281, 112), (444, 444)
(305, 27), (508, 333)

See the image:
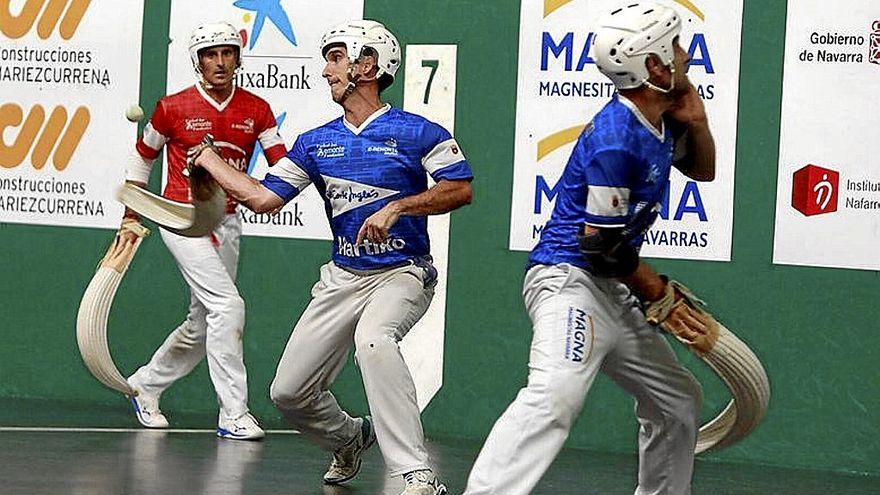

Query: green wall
(1, 0), (878, 478)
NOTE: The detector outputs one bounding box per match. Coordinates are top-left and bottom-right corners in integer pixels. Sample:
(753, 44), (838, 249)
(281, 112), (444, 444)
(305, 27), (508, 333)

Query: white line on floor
(0, 426), (300, 434)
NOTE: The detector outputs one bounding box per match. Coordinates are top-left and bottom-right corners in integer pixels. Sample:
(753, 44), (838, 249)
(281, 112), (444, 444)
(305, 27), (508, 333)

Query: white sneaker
(127, 393), (169, 429)
(401, 469), (447, 495)
(323, 416), (376, 484)
(217, 412), (265, 441)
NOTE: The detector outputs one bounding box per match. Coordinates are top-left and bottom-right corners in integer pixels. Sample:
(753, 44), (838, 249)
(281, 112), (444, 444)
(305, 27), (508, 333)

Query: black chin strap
(341, 66), (362, 101)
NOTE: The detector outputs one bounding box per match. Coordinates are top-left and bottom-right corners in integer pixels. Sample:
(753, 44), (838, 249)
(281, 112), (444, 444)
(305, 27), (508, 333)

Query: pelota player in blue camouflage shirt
(192, 19), (471, 495)
(465, 3), (716, 494)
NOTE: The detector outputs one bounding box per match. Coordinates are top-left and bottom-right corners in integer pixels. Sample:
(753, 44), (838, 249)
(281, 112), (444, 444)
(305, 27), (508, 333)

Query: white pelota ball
(125, 104), (144, 123)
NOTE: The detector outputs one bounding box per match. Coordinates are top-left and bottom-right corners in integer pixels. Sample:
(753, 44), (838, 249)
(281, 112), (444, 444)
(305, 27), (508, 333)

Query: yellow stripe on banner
(673, 0), (705, 21)
(537, 125), (584, 161)
(544, 0), (704, 21)
(544, 0), (574, 18)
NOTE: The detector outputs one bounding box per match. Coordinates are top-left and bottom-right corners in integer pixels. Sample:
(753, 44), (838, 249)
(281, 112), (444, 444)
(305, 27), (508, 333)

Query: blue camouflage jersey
(262, 105), (473, 271)
(529, 94), (680, 272)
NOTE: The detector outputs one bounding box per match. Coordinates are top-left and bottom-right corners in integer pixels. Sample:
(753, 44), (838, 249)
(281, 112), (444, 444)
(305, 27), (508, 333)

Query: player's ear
(649, 54), (674, 77)
(357, 48), (380, 81)
(645, 54), (662, 77)
(644, 54), (671, 84)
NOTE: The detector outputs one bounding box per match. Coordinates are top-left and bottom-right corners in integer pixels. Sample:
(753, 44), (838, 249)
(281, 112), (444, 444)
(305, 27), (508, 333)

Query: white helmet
(592, 2), (681, 90)
(188, 22), (243, 78)
(320, 20), (401, 90)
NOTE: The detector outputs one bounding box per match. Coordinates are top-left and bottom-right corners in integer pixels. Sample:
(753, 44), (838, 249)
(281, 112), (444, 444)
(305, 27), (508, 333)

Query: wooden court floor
(1, 428), (878, 495)
(0, 398), (877, 494)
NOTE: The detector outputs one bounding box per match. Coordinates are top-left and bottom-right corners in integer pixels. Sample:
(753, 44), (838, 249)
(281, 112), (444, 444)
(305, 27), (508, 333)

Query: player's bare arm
(356, 179), (472, 245)
(620, 259), (667, 302)
(580, 227), (708, 349)
(668, 82), (716, 181)
(194, 148), (284, 213)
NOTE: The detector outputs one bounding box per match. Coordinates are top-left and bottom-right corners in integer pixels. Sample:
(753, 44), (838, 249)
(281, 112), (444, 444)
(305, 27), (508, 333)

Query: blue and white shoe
(217, 412), (265, 441)
(128, 394), (169, 429)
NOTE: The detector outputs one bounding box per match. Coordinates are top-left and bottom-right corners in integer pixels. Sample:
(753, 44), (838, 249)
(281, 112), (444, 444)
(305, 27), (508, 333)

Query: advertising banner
(509, 0), (742, 261)
(167, 0), (364, 239)
(773, 0), (880, 271)
(0, 0), (144, 228)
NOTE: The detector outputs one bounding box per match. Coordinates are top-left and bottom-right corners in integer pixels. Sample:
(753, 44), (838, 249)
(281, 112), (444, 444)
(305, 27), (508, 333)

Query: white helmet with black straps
(319, 19), (401, 90)
(592, 2), (681, 91)
(188, 21), (243, 80)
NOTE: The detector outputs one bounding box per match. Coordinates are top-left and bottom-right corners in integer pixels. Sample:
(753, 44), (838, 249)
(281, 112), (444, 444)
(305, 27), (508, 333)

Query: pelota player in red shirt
(118, 21), (286, 440)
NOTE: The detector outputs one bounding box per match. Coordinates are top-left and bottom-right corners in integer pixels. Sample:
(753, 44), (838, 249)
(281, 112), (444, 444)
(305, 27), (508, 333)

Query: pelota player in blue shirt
(192, 19), (471, 495)
(465, 3), (716, 495)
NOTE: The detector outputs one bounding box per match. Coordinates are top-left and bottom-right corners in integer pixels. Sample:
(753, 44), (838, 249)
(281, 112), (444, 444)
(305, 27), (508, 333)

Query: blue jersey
(262, 105), (473, 271)
(529, 95), (678, 271)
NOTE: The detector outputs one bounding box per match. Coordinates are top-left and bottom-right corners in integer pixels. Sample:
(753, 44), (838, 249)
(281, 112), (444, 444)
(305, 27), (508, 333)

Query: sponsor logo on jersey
(564, 306), (593, 363)
(231, 118), (255, 134)
(185, 117), (212, 132)
(337, 235), (407, 257)
(791, 164), (839, 216)
(367, 137), (399, 156)
(321, 175), (399, 217)
(316, 142), (345, 158)
(0, 0), (90, 40)
(0, 103), (89, 171)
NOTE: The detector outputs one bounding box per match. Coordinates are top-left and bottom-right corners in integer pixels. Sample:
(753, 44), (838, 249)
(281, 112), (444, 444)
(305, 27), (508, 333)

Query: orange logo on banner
(0, 0), (91, 40)
(0, 104), (90, 171)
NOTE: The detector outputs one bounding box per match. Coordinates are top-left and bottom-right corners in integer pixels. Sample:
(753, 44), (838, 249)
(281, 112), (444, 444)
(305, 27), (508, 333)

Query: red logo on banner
(792, 164), (839, 216)
(871, 20), (880, 65)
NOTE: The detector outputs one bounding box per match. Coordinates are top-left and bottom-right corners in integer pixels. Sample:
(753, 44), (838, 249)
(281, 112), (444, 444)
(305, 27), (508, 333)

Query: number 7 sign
(400, 45), (459, 411)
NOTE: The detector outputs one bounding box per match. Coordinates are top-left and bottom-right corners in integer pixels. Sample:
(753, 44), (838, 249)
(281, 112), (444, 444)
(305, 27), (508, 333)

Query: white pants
(129, 213), (250, 420)
(465, 264), (702, 495)
(270, 260), (435, 476)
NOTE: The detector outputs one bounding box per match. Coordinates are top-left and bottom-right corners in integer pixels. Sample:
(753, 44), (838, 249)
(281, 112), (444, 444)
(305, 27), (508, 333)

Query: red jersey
(136, 84), (287, 213)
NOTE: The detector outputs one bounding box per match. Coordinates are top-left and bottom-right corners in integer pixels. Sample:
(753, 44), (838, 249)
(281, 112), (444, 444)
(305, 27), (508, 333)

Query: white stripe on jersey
(422, 138), (466, 174)
(270, 157), (312, 190)
(586, 185), (630, 220)
(216, 141), (246, 155)
(141, 122), (167, 152)
(258, 126), (284, 149)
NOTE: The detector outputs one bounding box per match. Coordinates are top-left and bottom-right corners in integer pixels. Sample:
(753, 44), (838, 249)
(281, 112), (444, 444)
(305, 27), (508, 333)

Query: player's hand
(644, 278), (719, 356)
(666, 82), (707, 125)
(117, 217), (143, 245)
(356, 203), (401, 246)
(185, 134), (221, 175)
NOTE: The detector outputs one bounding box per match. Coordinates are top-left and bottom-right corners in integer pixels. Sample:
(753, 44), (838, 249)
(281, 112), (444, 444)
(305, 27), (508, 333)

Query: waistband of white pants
(334, 256), (433, 277)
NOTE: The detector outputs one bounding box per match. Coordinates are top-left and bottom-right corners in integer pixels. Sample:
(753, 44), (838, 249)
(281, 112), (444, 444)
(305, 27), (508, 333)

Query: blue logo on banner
(234, 0), (297, 48)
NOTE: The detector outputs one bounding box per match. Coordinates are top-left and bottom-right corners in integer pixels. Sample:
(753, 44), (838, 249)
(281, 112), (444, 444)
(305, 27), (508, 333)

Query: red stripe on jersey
(136, 139), (161, 160)
(264, 143), (287, 165)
